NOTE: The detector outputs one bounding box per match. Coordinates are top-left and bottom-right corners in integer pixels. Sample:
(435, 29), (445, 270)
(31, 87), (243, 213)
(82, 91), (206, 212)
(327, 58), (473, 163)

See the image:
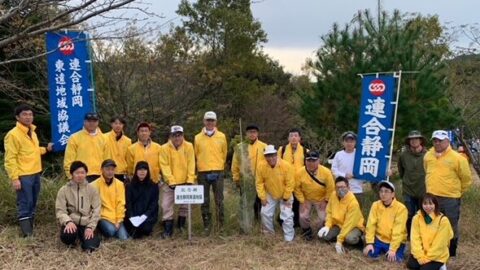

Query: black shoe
(302, 228), (313, 241)
(162, 220), (174, 239)
(19, 218), (33, 237)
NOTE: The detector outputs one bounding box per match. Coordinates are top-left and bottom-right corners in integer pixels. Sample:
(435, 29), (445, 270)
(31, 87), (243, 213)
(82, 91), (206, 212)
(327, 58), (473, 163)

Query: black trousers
(124, 218), (154, 239)
(406, 255), (443, 270)
(60, 225), (100, 251)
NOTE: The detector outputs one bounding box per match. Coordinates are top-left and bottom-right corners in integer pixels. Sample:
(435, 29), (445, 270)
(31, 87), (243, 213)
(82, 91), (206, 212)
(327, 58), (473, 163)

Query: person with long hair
(406, 193), (454, 270)
(124, 161), (159, 238)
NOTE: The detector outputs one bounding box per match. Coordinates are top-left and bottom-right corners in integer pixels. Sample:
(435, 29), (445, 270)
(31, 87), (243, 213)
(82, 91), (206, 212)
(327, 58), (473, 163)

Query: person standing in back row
(195, 111), (228, 234)
(104, 116), (132, 182)
(332, 131), (365, 206)
(424, 130), (471, 257)
(64, 112), (106, 182)
(278, 128), (308, 227)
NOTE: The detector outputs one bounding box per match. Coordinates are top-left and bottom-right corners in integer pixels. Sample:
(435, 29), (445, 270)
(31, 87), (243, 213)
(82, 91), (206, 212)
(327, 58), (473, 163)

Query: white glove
(335, 242), (345, 254)
(317, 226), (329, 238)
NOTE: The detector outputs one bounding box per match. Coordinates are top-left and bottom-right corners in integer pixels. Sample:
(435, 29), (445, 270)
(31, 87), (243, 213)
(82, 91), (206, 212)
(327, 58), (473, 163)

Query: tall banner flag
(46, 31), (95, 152)
(353, 75), (397, 183)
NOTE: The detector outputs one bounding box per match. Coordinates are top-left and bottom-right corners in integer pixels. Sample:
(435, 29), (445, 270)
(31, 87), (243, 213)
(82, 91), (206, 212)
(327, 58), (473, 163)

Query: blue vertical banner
(353, 75), (397, 183)
(46, 31), (95, 152)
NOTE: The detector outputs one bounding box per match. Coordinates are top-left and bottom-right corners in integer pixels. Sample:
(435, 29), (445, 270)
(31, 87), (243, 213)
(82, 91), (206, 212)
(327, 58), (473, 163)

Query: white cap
(431, 130), (449, 140)
(263, 145), (277, 155)
(204, 111), (217, 120)
(170, 125), (184, 133)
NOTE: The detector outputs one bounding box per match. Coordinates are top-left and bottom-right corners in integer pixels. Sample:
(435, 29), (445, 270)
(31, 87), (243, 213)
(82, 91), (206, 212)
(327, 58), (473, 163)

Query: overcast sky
(127, 0), (477, 74)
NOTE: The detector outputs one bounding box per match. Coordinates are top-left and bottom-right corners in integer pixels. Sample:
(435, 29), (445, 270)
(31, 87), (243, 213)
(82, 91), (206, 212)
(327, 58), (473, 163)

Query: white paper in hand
(129, 215), (147, 227)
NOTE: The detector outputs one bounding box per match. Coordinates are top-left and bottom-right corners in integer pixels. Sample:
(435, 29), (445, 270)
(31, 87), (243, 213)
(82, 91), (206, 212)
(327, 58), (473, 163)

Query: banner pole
(386, 70), (403, 182)
(86, 32), (97, 113)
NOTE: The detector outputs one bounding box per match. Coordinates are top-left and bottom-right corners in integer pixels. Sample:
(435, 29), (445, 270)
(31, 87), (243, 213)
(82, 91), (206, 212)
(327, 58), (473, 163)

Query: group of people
(3, 104), (472, 269)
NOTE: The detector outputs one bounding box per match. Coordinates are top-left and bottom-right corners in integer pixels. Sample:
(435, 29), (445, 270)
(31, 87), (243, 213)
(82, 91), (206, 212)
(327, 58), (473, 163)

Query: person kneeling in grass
(318, 176), (364, 254)
(363, 181), (408, 262)
(55, 161), (101, 252)
(406, 193), (453, 270)
(91, 159), (128, 240)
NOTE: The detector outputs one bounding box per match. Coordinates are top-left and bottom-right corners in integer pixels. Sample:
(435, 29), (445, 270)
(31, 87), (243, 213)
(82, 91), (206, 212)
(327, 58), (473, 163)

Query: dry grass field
(0, 170), (479, 270)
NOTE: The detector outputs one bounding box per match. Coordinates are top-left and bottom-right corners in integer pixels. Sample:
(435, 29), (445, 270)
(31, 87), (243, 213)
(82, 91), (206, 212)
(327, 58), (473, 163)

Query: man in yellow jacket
(91, 159), (128, 240)
(64, 112), (107, 182)
(318, 176), (364, 254)
(126, 122), (162, 183)
(295, 150), (335, 240)
(231, 124), (267, 221)
(104, 116), (132, 182)
(424, 130), (472, 257)
(256, 145), (295, 241)
(363, 181), (408, 262)
(278, 128), (307, 228)
(159, 125), (196, 238)
(4, 104), (53, 236)
(194, 111), (228, 233)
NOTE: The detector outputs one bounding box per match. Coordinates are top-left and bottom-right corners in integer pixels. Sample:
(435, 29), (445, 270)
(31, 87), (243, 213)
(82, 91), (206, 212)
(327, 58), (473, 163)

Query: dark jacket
(125, 180), (159, 230)
(398, 146), (426, 198)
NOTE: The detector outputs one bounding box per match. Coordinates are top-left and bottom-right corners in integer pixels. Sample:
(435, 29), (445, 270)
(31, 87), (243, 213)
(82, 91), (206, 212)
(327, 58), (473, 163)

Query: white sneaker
(439, 264), (447, 270)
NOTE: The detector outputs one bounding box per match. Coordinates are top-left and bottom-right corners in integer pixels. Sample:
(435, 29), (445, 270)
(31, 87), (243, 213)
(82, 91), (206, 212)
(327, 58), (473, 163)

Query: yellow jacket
(365, 199), (408, 252)
(424, 146), (472, 198)
(194, 129), (227, 172)
(159, 140), (196, 185)
(231, 139), (267, 182)
(256, 159), (295, 201)
(325, 191), (365, 244)
(294, 165), (335, 203)
(278, 143), (307, 170)
(126, 140), (162, 183)
(64, 128), (107, 178)
(4, 122), (47, 180)
(104, 130), (132, 174)
(90, 176), (126, 224)
(411, 212), (453, 264)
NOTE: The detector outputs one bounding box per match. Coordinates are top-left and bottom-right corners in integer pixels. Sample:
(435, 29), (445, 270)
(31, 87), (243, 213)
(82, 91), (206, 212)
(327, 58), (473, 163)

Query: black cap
(246, 124), (259, 131)
(135, 161), (150, 170)
(101, 159), (117, 168)
(342, 131), (357, 141)
(305, 151), (320, 160)
(84, 112), (99, 121)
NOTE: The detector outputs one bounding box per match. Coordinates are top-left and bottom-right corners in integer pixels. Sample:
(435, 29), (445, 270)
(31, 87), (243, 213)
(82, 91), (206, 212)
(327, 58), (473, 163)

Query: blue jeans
(16, 174), (41, 220)
(98, 219), (129, 240)
(368, 238), (405, 261)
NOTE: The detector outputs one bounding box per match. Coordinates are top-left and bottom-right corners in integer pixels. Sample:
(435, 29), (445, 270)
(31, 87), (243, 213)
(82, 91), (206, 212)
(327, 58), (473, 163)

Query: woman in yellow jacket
(406, 193), (453, 270)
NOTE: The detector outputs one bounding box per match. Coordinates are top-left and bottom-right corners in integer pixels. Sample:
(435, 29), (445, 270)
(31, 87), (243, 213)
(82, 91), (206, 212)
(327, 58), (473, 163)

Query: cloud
(262, 46), (317, 75)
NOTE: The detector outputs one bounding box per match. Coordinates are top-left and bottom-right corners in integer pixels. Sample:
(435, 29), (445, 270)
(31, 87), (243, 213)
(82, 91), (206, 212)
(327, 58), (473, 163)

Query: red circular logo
(369, 79), (386, 96)
(58, 37), (74, 56)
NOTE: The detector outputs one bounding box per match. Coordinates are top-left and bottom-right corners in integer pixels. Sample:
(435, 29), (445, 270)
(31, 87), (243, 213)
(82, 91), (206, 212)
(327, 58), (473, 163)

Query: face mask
(337, 189), (348, 198)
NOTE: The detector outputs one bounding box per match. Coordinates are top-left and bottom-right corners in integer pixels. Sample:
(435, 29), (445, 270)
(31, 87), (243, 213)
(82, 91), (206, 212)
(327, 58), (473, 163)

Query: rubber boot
(177, 216), (186, 232)
(162, 220), (174, 239)
(19, 218), (33, 237)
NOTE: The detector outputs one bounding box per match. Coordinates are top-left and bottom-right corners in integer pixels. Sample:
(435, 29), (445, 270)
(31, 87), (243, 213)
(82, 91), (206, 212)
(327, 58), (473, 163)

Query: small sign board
(174, 185), (204, 204)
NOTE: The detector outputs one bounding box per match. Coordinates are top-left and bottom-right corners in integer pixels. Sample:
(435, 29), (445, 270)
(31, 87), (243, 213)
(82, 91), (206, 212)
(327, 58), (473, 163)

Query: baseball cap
(378, 181), (395, 192)
(204, 111), (217, 120)
(305, 151), (320, 160)
(342, 131), (357, 141)
(263, 145), (277, 155)
(170, 125), (184, 134)
(431, 130), (449, 140)
(246, 124), (259, 131)
(101, 159), (117, 168)
(84, 112), (99, 121)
